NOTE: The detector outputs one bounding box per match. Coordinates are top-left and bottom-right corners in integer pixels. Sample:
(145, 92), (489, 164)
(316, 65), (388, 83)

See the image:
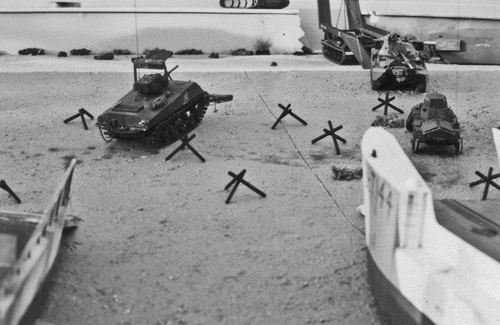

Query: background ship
(317, 0), (500, 66)
(428, 28), (500, 65)
(219, 0), (290, 9)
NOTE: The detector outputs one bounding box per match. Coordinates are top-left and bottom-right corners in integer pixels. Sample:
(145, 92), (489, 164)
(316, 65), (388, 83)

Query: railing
(0, 159), (76, 325)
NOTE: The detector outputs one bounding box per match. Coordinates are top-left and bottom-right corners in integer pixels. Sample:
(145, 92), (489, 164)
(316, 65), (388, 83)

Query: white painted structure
(361, 127), (500, 324)
(0, 6), (304, 55)
(0, 160), (76, 325)
(1, 0), (499, 54)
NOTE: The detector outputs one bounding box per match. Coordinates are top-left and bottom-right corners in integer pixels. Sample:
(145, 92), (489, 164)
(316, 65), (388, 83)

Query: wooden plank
(0, 234), (16, 268)
(0, 211), (81, 229)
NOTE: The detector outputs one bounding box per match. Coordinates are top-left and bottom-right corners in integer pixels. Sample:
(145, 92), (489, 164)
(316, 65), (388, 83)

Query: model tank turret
(406, 93), (463, 154)
(96, 50), (233, 143)
(371, 34), (428, 92)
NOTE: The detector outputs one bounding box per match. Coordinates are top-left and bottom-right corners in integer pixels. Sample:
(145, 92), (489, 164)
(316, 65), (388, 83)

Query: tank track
(99, 93), (208, 144)
(219, 0), (289, 9)
(321, 40), (357, 65)
(321, 31), (358, 65)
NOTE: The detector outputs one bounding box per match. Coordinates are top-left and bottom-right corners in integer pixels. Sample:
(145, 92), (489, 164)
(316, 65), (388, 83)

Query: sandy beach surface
(0, 53), (499, 325)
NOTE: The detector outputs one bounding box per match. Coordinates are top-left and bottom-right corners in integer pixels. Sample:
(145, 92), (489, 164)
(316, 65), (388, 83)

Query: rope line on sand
(244, 71), (365, 236)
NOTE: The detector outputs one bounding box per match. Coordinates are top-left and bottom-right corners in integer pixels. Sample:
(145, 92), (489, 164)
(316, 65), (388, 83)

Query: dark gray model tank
(406, 93), (463, 154)
(219, 0), (289, 9)
(96, 50), (233, 143)
(371, 34), (429, 92)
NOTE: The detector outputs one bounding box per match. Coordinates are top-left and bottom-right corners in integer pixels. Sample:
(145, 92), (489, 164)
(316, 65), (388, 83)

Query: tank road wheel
(327, 47), (345, 65)
(147, 128), (161, 143)
(334, 50), (341, 62)
(322, 32), (349, 65)
(173, 117), (188, 135)
(163, 118), (187, 142)
(412, 138), (420, 153)
(187, 97), (208, 130)
(98, 127), (114, 143)
(454, 138), (463, 155)
(405, 111), (414, 131)
(167, 128), (180, 141)
(322, 44), (330, 61)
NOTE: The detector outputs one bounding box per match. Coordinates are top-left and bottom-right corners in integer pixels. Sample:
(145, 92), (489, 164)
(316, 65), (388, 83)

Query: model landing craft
(429, 28), (500, 65)
(219, 0), (289, 9)
(317, 0), (428, 92)
(96, 50), (233, 143)
(0, 160), (78, 325)
(406, 93), (462, 154)
(361, 127), (500, 325)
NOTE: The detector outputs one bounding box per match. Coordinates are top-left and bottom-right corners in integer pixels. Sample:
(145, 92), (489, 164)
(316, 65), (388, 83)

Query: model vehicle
(360, 127), (500, 325)
(219, 0), (289, 9)
(317, 0), (389, 68)
(371, 34), (429, 92)
(429, 28), (500, 65)
(406, 93), (462, 154)
(96, 50), (233, 143)
(0, 160), (78, 325)
(318, 0), (500, 66)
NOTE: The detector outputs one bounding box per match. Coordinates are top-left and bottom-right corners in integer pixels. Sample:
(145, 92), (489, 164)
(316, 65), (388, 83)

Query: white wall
(0, 8), (304, 55)
(1, 0), (499, 53)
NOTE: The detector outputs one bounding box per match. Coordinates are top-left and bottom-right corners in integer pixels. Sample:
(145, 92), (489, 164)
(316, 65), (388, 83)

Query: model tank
(96, 50), (233, 143)
(406, 93), (463, 154)
(219, 0), (289, 9)
(371, 34), (428, 92)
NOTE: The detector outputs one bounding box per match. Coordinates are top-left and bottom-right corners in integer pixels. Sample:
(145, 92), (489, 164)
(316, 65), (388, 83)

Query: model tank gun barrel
(400, 51), (413, 69)
(166, 65), (179, 80)
(207, 94), (233, 105)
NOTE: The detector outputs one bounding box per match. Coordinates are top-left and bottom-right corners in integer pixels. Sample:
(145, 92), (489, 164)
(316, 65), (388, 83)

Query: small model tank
(96, 50), (233, 143)
(406, 93), (463, 154)
(371, 34), (428, 92)
(219, 0), (289, 9)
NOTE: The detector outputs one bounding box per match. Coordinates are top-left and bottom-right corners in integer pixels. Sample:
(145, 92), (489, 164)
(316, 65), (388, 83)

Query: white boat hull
(0, 160), (77, 325)
(361, 128), (500, 325)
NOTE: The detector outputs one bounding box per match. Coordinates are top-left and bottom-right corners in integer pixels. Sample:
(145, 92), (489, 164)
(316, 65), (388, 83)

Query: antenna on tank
(133, 0), (140, 57)
(454, 0), (461, 114)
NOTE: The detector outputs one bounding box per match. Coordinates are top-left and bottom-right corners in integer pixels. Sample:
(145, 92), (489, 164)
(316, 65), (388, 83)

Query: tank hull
(96, 80), (208, 143)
